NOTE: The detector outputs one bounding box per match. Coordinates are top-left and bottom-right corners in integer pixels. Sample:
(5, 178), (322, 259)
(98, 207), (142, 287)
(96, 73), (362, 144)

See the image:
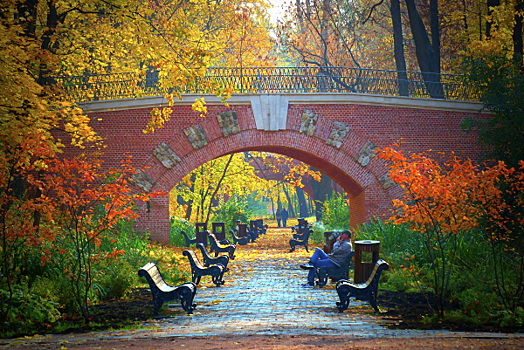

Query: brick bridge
(74, 89), (484, 244)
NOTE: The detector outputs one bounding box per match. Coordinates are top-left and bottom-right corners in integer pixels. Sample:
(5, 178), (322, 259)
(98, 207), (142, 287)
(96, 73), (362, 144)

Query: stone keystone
(131, 170), (154, 192)
(217, 111), (239, 137)
(153, 142), (181, 169)
(357, 141), (376, 167)
(184, 125), (207, 149)
(326, 121), (350, 148)
(299, 109), (318, 136)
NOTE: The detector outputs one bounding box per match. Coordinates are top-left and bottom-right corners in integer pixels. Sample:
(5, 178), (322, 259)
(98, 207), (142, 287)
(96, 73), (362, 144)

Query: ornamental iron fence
(49, 66), (477, 102)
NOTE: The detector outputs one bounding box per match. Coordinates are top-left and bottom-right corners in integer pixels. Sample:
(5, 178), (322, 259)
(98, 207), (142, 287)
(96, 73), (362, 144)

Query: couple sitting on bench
(299, 230), (353, 288)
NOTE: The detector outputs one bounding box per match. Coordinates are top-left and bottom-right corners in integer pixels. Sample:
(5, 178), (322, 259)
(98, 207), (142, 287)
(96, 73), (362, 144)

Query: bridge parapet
(51, 67), (477, 103)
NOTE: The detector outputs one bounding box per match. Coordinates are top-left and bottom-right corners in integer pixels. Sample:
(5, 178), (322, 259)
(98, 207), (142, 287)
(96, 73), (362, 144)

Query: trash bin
(354, 240), (380, 283)
(238, 223), (248, 237)
(196, 223), (208, 247)
(212, 222), (225, 241)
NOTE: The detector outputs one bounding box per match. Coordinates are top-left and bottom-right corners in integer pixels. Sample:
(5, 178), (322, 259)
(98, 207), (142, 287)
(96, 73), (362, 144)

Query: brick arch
(136, 129), (392, 244)
(76, 94), (485, 244)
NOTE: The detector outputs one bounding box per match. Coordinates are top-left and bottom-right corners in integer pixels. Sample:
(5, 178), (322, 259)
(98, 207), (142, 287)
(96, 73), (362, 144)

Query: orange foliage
(378, 145), (524, 240)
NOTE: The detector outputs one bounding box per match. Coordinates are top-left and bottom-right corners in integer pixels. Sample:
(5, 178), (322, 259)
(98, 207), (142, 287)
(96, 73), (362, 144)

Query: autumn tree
(247, 152), (322, 218)
(172, 153), (269, 224)
(29, 155), (163, 321)
(378, 145), (524, 315)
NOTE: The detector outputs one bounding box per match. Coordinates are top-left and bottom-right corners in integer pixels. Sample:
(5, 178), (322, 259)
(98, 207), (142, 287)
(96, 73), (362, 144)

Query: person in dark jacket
(281, 209), (288, 227)
(299, 230), (353, 288)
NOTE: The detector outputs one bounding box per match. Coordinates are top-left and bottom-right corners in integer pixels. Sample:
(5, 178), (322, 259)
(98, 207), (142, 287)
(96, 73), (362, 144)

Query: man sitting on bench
(299, 230), (353, 288)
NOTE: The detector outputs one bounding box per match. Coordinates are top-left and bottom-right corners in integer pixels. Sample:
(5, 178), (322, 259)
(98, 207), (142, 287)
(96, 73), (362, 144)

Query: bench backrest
(197, 242), (212, 259)
(363, 259), (389, 286)
(183, 249), (206, 270)
(300, 229), (311, 241)
(208, 233), (222, 248)
(180, 230), (194, 246)
(343, 250), (355, 268)
(138, 262), (168, 290)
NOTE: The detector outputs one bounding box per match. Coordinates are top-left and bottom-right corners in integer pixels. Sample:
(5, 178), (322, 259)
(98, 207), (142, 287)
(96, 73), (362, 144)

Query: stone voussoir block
(379, 173), (395, 189)
(153, 142), (181, 169)
(131, 169), (154, 192)
(299, 109), (318, 136)
(217, 111), (240, 137)
(326, 121), (350, 148)
(357, 141), (376, 167)
(184, 125), (207, 149)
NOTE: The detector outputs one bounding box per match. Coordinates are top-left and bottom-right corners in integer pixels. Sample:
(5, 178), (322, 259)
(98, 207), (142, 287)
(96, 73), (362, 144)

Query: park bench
(255, 219), (268, 234)
(289, 228), (311, 252)
(230, 229), (249, 245)
(335, 259), (389, 313)
(292, 228), (309, 240)
(196, 243), (230, 272)
(138, 262), (197, 315)
(208, 233), (236, 260)
(183, 249), (226, 286)
(292, 218), (308, 235)
(316, 251), (355, 288)
(247, 229), (259, 243)
(180, 230), (196, 247)
(249, 220), (265, 239)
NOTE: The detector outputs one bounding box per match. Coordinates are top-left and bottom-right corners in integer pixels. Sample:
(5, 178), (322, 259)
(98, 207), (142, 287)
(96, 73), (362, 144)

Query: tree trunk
(283, 184), (296, 218)
(430, 0), (441, 71)
(184, 173), (196, 220)
(205, 155), (234, 224)
(296, 187), (309, 218)
(404, 0), (444, 98)
(513, 0), (523, 66)
(390, 0), (409, 96)
(486, 0), (500, 38)
(311, 170), (332, 222)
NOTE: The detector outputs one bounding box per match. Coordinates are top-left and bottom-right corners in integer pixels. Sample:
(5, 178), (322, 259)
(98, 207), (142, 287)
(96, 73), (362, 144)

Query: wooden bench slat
(335, 259), (389, 313)
(138, 262), (197, 316)
(183, 249), (226, 287)
(209, 233), (236, 260)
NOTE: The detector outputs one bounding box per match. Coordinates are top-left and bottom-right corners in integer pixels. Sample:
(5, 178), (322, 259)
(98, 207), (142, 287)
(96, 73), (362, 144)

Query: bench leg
(179, 289), (197, 314)
(369, 292), (380, 313)
(193, 275), (201, 285)
(211, 274), (223, 286)
(336, 285), (352, 313)
(316, 269), (328, 288)
(228, 248), (235, 260)
(153, 297), (163, 316)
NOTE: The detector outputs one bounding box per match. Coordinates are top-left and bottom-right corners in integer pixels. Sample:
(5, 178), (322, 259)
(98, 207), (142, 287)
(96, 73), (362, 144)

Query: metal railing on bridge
(50, 66), (477, 102)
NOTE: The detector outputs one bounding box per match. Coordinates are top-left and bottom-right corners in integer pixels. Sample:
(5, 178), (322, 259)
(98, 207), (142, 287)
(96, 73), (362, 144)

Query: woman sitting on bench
(299, 230), (353, 288)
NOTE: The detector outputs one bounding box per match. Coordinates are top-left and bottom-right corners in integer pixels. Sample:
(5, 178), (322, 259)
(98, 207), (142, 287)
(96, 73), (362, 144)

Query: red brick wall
(72, 100), (484, 244)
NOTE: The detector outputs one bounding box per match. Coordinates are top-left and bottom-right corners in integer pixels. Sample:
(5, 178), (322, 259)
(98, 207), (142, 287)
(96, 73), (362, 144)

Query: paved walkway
(3, 229), (523, 347)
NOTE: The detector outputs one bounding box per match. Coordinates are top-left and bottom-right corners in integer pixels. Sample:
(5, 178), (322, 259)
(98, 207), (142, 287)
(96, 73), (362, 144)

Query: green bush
(310, 222), (326, 244)
(96, 260), (138, 300)
(212, 196), (253, 232)
(321, 191), (350, 230)
(170, 216), (196, 247)
(0, 282), (61, 336)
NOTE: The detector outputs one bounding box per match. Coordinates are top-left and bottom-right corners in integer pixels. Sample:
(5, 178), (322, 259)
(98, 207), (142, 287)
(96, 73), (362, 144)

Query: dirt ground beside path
(19, 334), (524, 350)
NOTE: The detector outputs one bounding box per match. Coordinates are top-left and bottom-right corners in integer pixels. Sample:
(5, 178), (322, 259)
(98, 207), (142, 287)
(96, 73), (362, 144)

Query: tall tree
(390, 0), (409, 96)
(404, 0), (445, 98)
